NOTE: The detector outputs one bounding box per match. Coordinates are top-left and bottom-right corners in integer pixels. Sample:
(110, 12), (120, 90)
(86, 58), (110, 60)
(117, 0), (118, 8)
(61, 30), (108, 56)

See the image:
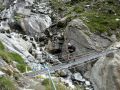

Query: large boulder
(62, 19), (111, 55)
(20, 14), (52, 36)
(90, 42), (120, 90)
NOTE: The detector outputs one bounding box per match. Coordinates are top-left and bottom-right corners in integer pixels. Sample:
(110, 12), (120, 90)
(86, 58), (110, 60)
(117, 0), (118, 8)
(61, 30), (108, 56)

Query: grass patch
(50, 0), (65, 11)
(42, 79), (69, 90)
(73, 5), (84, 13)
(16, 64), (27, 73)
(75, 85), (84, 90)
(0, 41), (5, 50)
(0, 77), (16, 90)
(9, 52), (31, 73)
(36, 75), (45, 79)
(62, 0), (120, 34)
(14, 13), (24, 22)
(0, 3), (5, 12)
(0, 41), (31, 73)
(9, 52), (25, 64)
(81, 11), (120, 33)
(0, 51), (12, 63)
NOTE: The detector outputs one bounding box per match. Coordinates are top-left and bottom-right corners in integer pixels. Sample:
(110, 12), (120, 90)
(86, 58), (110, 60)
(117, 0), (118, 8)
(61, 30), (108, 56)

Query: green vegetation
(0, 77), (16, 90)
(36, 75), (45, 79)
(51, 0), (120, 34)
(14, 13), (24, 22)
(42, 78), (84, 90)
(75, 85), (84, 90)
(9, 53), (24, 64)
(42, 78), (50, 86)
(73, 5), (84, 13)
(50, 0), (65, 11)
(0, 41), (5, 50)
(0, 41), (31, 73)
(16, 64), (31, 73)
(81, 0), (120, 34)
(0, 3), (5, 12)
(0, 51), (12, 63)
(42, 79), (68, 90)
(81, 11), (120, 34)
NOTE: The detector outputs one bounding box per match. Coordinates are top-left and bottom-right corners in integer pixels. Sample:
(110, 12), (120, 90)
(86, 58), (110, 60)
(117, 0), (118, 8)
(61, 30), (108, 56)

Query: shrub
(9, 52), (25, 64)
(14, 13), (24, 22)
(0, 77), (16, 90)
(0, 51), (12, 64)
(42, 79), (50, 86)
(50, 0), (65, 12)
(75, 85), (84, 90)
(0, 41), (5, 50)
(16, 64), (26, 73)
(0, 3), (5, 12)
(74, 6), (84, 13)
(42, 79), (68, 90)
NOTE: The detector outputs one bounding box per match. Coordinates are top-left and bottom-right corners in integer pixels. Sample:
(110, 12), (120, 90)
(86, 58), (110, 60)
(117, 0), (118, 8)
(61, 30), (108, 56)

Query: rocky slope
(90, 42), (120, 90)
(0, 0), (120, 90)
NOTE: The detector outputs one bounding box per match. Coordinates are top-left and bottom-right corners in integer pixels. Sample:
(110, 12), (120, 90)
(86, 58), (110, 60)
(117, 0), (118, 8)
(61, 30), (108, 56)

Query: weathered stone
(90, 43), (120, 90)
(71, 73), (84, 82)
(0, 71), (5, 77)
(20, 14), (51, 36)
(0, 33), (35, 66)
(62, 18), (111, 56)
(57, 69), (68, 77)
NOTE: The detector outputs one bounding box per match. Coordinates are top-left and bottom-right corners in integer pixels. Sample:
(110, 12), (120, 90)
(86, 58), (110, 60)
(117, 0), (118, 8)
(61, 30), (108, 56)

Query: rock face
(0, 0), (52, 36)
(65, 19), (95, 51)
(20, 14), (52, 36)
(0, 21), (10, 31)
(90, 42), (120, 90)
(1, 0), (14, 7)
(0, 33), (42, 70)
(63, 18), (111, 55)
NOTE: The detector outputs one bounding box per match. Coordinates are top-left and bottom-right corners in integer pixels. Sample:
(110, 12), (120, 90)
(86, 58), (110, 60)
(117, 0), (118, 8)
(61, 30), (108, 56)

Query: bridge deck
(25, 49), (118, 77)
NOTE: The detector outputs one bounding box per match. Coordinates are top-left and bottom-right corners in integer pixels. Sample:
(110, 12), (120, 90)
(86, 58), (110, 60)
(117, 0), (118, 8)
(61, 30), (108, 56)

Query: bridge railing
(24, 48), (119, 77)
(60, 50), (98, 63)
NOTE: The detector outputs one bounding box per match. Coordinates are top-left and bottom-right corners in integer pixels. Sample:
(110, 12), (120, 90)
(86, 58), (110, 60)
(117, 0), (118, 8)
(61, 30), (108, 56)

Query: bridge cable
(44, 64), (57, 90)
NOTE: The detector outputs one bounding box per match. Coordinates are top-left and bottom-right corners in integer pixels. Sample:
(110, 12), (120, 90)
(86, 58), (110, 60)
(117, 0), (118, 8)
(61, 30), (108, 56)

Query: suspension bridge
(24, 48), (119, 77)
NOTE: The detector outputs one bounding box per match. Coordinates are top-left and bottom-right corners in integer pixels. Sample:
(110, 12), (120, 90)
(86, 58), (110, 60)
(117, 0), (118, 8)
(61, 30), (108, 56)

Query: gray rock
(0, 21), (10, 31)
(90, 45), (120, 90)
(0, 0), (52, 37)
(0, 33), (36, 68)
(62, 19), (111, 56)
(111, 34), (117, 42)
(1, 6), (15, 19)
(25, 0), (34, 5)
(0, 58), (8, 67)
(2, 0), (14, 7)
(63, 19), (96, 55)
(72, 72), (85, 82)
(57, 69), (68, 77)
(20, 14), (51, 36)
(85, 81), (91, 86)
(0, 71), (6, 77)
(16, 7), (31, 16)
